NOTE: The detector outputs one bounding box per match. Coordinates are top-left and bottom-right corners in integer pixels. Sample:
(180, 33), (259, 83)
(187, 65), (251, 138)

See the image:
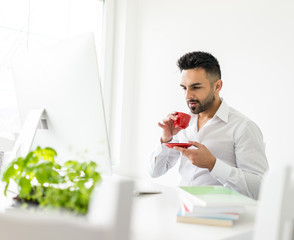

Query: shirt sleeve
(149, 138), (181, 178)
(210, 120), (269, 200)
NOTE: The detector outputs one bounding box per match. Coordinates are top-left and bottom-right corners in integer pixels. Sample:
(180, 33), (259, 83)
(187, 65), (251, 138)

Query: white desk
(130, 183), (255, 240)
(0, 181), (255, 240)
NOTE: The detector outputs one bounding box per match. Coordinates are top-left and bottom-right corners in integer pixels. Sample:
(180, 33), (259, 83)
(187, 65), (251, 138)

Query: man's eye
(193, 86), (201, 89)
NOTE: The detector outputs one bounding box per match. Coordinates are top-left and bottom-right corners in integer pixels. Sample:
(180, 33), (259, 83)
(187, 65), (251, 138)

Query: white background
(110, 0), (294, 185)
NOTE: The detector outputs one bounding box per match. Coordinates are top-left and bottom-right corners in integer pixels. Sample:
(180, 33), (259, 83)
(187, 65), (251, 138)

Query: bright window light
(0, 0), (105, 136)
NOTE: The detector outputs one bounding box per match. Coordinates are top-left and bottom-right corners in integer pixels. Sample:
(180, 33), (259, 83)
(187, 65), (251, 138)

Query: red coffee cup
(174, 112), (191, 129)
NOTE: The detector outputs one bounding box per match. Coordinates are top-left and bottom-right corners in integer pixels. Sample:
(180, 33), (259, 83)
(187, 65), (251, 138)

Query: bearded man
(149, 51), (269, 200)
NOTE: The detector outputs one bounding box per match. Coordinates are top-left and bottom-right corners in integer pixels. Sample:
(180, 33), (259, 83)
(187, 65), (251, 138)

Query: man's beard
(188, 90), (215, 114)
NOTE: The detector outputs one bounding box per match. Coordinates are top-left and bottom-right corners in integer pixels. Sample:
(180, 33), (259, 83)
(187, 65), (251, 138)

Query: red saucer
(164, 143), (192, 149)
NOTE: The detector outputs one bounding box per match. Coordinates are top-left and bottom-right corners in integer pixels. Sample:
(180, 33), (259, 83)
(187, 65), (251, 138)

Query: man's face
(180, 68), (216, 114)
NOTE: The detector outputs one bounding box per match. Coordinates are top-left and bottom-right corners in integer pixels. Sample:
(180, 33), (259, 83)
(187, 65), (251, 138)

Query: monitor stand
(9, 109), (47, 162)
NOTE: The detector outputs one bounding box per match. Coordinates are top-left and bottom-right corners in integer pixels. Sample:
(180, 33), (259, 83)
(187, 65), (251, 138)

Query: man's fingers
(189, 141), (203, 148)
(167, 112), (178, 121)
(161, 112), (178, 125)
(173, 146), (187, 154)
(158, 121), (174, 130)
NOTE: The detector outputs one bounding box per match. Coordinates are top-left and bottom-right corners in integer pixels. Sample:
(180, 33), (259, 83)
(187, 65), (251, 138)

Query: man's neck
(198, 97), (222, 121)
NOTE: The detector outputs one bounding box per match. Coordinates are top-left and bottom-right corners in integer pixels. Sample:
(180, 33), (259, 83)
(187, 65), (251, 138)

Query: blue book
(176, 208), (234, 227)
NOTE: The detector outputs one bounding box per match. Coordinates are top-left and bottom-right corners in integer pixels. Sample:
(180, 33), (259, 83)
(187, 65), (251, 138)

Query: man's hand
(173, 141), (216, 171)
(158, 112), (182, 143)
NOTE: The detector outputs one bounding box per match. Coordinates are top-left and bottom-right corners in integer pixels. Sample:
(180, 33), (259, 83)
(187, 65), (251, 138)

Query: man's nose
(185, 89), (194, 99)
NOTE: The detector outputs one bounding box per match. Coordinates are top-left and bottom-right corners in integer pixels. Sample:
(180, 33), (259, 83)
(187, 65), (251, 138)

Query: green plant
(1, 146), (101, 214)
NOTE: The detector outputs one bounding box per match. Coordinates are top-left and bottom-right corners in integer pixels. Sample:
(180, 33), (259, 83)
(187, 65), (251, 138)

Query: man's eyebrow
(180, 83), (202, 88)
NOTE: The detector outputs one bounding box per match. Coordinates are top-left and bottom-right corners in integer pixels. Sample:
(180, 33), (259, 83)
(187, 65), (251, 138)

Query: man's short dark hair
(177, 51), (221, 83)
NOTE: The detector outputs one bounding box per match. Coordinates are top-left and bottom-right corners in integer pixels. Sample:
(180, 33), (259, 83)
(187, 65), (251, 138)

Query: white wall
(111, 0), (294, 185)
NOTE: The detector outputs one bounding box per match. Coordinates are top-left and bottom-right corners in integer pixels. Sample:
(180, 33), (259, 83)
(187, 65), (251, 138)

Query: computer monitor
(10, 33), (111, 175)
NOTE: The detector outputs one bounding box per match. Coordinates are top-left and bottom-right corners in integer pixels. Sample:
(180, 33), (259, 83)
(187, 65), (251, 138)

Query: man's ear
(214, 79), (223, 92)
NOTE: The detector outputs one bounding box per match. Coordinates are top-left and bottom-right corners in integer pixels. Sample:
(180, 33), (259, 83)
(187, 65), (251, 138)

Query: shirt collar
(190, 98), (229, 123)
(214, 99), (229, 123)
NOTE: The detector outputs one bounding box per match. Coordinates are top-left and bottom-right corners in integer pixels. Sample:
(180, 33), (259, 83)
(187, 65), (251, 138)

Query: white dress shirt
(149, 100), (269, 199)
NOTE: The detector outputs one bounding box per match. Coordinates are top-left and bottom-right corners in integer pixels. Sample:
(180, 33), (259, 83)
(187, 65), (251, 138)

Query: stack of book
(176, 186), (256, 227)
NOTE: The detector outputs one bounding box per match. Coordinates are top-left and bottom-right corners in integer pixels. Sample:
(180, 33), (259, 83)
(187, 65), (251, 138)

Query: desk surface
(0, 180), (255, 240)
(130, 182), (255, 240)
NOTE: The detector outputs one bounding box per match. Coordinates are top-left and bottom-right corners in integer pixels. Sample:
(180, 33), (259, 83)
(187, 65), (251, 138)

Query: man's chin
(190, 106), (206, 114)
(190, 107), (198, 114)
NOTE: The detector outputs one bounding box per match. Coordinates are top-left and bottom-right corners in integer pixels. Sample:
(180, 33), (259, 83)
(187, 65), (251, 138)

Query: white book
(190, 205), (245, 213)
(179, 201), (242, 220)
(183, 210), (240, 220)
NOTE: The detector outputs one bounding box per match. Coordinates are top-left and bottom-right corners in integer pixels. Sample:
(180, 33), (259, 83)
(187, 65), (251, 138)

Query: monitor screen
(11, 33), (111, 175)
